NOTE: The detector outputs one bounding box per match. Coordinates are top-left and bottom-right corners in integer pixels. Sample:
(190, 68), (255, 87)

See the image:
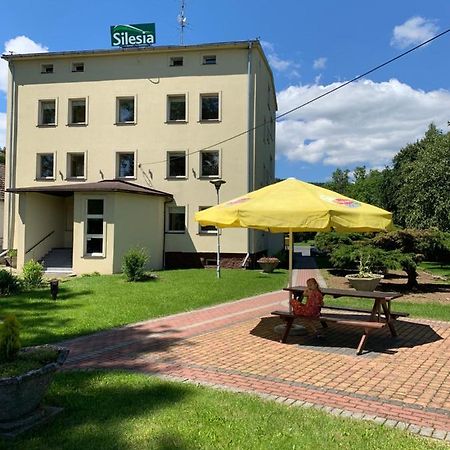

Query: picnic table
(272, 286), (406, 355)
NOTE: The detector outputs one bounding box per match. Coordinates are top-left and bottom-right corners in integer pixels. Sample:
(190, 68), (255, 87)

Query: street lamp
(209, 179), (226, 278)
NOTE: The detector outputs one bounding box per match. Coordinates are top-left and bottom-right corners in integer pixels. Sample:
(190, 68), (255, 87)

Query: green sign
(110, 23), (156, 47)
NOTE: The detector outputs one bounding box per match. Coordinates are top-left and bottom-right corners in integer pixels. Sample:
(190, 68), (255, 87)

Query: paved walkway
(61, 261), (450, 442)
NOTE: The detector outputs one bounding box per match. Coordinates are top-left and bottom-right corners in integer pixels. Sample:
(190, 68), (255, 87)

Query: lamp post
(209, 179), (226, 278)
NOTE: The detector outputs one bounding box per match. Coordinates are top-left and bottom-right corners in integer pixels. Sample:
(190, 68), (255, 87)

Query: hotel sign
(110, 23), (156, 47)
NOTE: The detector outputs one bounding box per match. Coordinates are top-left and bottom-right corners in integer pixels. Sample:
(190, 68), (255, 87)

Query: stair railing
(25, 230), (55, 255)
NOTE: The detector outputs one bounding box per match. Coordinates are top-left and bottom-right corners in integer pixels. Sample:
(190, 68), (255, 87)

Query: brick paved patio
(61, 263), (450, 442)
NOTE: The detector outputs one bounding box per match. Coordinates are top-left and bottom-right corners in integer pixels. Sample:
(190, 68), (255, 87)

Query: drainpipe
(7, 61), (18, 251)
(162, 196), (173, 269)
(247, 41), (254, 261)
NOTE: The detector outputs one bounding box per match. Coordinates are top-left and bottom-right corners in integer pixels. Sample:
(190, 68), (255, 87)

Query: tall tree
(396, 125), (450, 230)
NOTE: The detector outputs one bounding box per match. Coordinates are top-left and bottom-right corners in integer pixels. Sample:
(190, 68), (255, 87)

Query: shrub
(22, 259), (44, 288)
(372, 229), (450, 262)
(122, 247), (149, 281)
(0, 269), (21, 296)
(0, 315), (21, 362)
(330, 243), (420, 288)
(314, 232), (368, 255)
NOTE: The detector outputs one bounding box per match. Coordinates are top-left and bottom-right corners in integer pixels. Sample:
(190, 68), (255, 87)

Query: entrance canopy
(7, 179), (172, 198)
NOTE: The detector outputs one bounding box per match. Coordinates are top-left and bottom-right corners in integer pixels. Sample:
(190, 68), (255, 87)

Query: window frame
(166, 205), (186, 234)
(38, 99), (57, 126)
(66, 152), (87, 180)
(71, 62), (85, 73)
(84, 198), (106, 258)
(167, 151), (188, 179)
(41, 64), (54, 74)
(199, 93), (221, 122)
(36, 152), (56, 180)
(115, 96), (136, 125)
(199, 149), (220, 178)
(68, 97), (88, 126)
(166, 94), (188, 123)
(169, 56), (184, 67)
(116, 151), (137, 179)
(198, 206), (217, 235)
(202, 55), (217, 65)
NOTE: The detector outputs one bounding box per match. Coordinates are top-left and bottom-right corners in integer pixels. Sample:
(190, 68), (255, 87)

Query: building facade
(3, 40), (281, 274)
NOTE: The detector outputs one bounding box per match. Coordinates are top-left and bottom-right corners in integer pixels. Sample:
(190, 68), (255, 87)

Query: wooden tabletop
(283, 286), (402, 300)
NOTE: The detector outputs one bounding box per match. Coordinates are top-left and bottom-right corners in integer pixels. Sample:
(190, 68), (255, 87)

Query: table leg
(281, 317), (294, 343)
(381, 301), (397, 337)
(370, 300), (380, 320)
(356, 329), (369, 355)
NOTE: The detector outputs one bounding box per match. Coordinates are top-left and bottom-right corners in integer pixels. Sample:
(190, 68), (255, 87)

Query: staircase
(40, 248), (73, 274)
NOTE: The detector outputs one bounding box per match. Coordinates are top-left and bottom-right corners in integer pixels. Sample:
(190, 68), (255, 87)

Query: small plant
(22, 259), (44, 288)
(0, 269), (21, 295)
(6, 249), (17, 271)
(122, 247), (149, 281)
(355, 253), (377, 278)
(0, 315), (21, 362)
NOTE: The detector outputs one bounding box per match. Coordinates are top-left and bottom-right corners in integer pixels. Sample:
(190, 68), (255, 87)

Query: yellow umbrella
(195, 177), (393, 295)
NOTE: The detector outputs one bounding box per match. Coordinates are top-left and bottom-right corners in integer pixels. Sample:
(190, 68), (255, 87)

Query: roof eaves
(1, 40), (260, 61)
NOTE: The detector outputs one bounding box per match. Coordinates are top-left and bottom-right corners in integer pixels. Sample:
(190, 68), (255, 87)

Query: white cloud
(1, 36), (48, 93)
(313, 57), (327, 70)
(261, 41), (300, 78)
(276, 78), (450, 167)
(391, 16), (439, 49)
(0, 36), (48, 146)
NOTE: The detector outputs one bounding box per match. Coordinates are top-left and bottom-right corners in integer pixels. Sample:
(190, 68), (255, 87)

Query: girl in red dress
(289, 277), (324, 318)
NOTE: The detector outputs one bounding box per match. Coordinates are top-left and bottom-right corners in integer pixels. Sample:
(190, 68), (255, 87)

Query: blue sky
(1, 0), (449, 181)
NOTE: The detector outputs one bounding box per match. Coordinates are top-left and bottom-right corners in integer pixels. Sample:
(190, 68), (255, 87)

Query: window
(167, 95), (186, 122)
(85, 199), (104, 256)
(69, 99), (86, 124)
(72, 62), (84, 72)
(41, 64), (54, 74)
(37, 153), (54, 179)
(200, 150), (219, 177)
(117, 152), (135, 178)
(167, 152), (187, 178)
(39, 100), (56, 126)
(116, 97), (135, 124)
(202, 55), (216, 65)
(170, 56), (183, 66)
(67, 153), (85, 178)
(198, 207), (217, 234)
(167, 206), (186, 233)
(200, 94), (219, 121)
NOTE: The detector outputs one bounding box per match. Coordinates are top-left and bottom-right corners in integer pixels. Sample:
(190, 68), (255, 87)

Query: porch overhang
(7, 179), (173, 199)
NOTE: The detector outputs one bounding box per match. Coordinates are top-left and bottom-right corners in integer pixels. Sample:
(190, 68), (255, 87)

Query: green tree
(394, 125), (450, 231)
(349, 166), (385, 208)
(0, 147), (5, 164)
(325, 168), (351, 195)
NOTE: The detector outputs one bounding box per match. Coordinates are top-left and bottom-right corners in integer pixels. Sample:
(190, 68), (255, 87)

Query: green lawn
(2, 371), (445, 450)
(0, 269), (287, 346)
(323, 297), (450, 322)
(419, 261), (450, 281)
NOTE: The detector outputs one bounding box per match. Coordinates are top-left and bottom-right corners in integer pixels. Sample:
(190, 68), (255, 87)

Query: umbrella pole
(288, 230), (293, 313)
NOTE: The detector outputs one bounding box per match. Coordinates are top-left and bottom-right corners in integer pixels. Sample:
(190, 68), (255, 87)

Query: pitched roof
(7, 179), (172, 198)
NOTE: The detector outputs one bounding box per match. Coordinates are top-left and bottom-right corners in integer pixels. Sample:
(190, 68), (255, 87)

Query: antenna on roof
(177, 0), (187, 45)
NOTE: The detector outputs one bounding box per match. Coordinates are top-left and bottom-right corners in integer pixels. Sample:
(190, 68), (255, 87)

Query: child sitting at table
(289, 277), (324, 318)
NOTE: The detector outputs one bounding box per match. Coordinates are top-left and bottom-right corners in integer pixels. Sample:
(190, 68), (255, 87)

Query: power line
(140, 28), (450, 167)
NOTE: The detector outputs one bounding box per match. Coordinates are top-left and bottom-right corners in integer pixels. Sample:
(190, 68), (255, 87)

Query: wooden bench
(271, 310), (389, 355)
(323, 305), (409, 320)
